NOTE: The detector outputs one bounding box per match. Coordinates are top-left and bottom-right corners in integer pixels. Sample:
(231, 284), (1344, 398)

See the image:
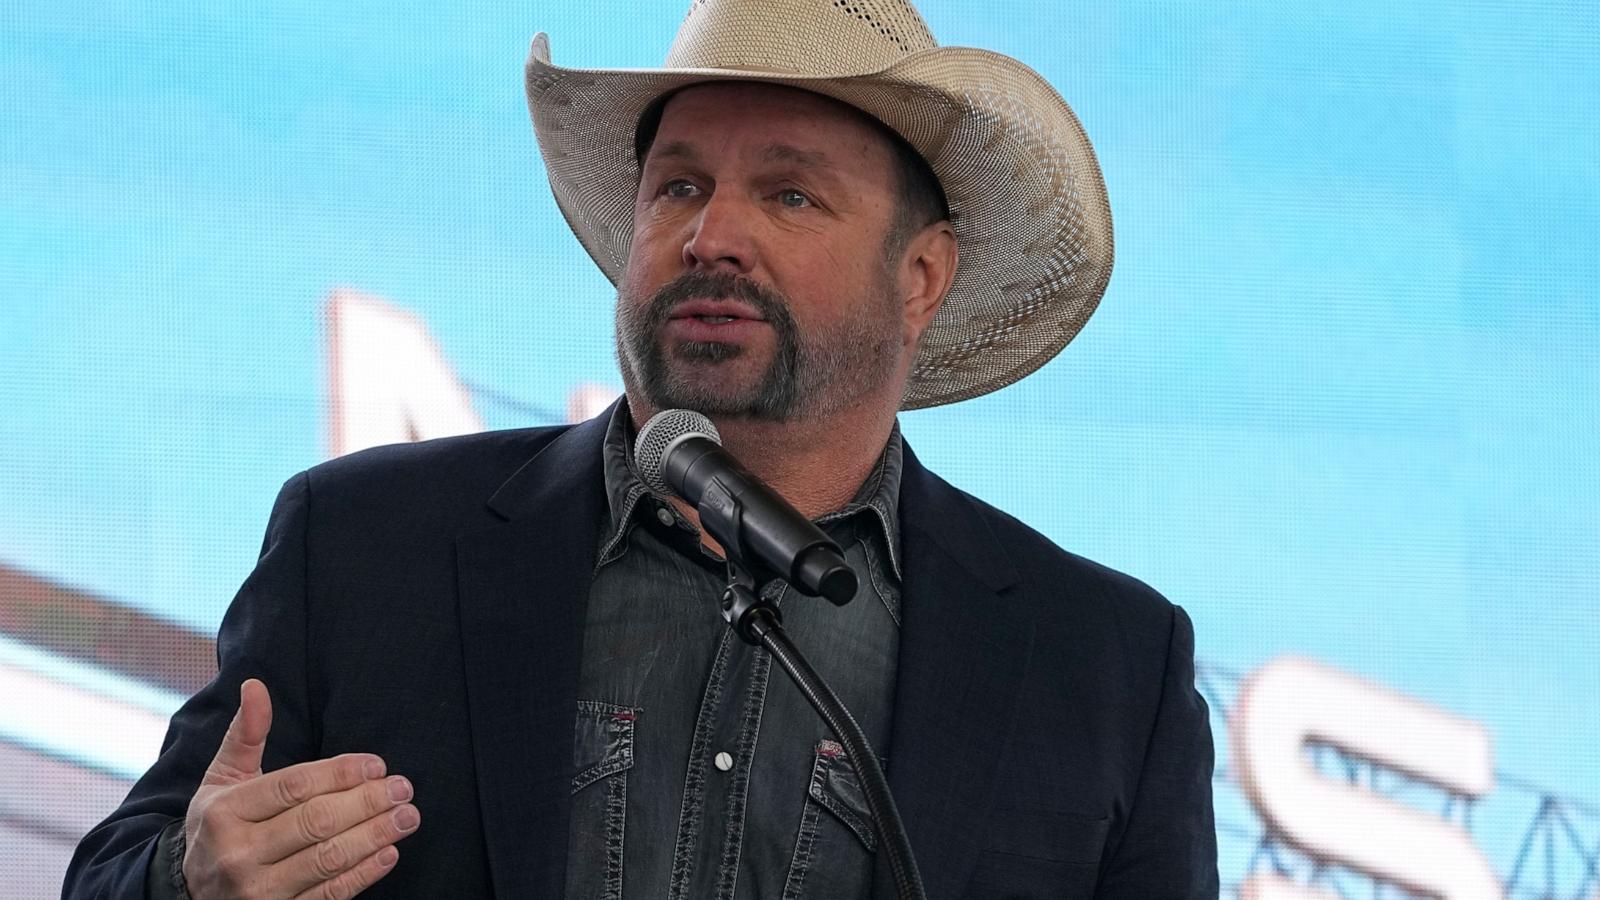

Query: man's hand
(181, 680), (421, 899)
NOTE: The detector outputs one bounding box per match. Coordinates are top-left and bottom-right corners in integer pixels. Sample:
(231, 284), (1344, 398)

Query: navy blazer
(65, 412), (1217, 898)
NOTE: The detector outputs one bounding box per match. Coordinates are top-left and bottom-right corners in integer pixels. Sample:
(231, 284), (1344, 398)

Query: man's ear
(898, 221), (959, 345)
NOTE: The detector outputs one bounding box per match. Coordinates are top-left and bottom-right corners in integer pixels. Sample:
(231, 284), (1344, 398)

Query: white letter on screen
(1233, 656), (1498, 899)
(326, 290), (484, 457)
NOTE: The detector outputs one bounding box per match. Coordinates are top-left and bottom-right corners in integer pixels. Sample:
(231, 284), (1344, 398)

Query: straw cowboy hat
(524, 0), (1113, 408)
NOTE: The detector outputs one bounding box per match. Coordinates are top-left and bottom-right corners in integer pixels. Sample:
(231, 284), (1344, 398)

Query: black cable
(744, 607), (926, 900)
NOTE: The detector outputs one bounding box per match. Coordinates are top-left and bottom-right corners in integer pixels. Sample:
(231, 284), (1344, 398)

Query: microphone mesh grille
(634, 408), (721, 495)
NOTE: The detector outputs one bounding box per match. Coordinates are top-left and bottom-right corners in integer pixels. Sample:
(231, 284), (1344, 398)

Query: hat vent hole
(829, 0), (923, 52)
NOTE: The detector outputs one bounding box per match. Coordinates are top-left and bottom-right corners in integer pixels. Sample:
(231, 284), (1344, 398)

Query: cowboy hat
(524, 0), (1113, 409)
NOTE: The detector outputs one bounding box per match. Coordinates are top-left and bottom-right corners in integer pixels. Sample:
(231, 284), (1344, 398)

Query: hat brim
(525, 33), (1113, 409)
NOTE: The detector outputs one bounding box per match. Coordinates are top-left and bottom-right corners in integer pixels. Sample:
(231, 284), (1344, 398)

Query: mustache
(643, 271), (792, 325)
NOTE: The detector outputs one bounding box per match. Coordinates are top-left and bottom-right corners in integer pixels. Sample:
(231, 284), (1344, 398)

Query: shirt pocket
(780, 739), (878, 900)
(566, 701), (639, 900)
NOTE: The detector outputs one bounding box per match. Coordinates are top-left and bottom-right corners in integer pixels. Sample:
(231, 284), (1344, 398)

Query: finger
(257, 774), (412, 863)
(276, 802), (420, 897)
(205, 679), (273, 783)
(290, 844), (400, 900)
(230, 753), (388, 823)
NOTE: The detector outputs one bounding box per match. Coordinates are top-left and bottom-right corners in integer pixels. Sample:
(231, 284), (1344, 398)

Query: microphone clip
(704, 481), (788, 646)
(720, 561), (782, 647)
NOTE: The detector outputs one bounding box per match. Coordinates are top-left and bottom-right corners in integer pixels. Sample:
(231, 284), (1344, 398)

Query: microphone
(634, 409), (858, 605)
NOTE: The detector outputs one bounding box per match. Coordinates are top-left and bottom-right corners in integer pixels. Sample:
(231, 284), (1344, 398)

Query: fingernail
(394, 805), (420, 831)
(363, 759), (385, 780)
(387, 776), (412, 802)
(377, 846), (399, 867)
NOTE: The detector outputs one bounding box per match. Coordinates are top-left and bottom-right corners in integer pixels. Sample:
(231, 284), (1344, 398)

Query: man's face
(616, 82), (913, 423)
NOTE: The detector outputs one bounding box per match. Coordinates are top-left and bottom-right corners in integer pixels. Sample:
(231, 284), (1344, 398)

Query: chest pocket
(566, 701), (639, 900)
(780, 739), (879, 899)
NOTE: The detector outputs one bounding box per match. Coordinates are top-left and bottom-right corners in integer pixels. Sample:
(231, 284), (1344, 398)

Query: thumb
(206, 679), (272, 783)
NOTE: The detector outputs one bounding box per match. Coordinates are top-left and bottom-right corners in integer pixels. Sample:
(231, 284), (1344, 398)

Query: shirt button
(656, 506), (676, 526)
(713, 751), (734, 772)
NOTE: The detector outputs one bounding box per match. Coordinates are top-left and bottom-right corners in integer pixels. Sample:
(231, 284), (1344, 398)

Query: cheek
(627, 201), (686, 259)
(779, 240), (871, 300)
(621, 231), (681, 297)
(827, 249), (898, 320)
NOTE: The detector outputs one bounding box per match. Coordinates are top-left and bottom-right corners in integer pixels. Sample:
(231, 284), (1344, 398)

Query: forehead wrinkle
(652, 137), (840, 176)
(758, 143), (858, 196)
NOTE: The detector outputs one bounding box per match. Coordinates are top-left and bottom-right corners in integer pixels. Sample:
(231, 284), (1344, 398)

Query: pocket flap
(572, 700), (639, 793)
(808, 739), (878, 851)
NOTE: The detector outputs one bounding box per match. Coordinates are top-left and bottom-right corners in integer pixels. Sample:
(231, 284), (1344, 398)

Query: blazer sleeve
(1096, 605), (1219, 898)
(62, 473), (322, 899)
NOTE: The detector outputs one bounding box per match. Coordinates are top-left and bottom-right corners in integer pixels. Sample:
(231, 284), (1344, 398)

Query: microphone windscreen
(634, 408), (720, 495)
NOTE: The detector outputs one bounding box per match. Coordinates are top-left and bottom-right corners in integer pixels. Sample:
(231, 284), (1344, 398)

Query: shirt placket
(666, 587), (780, 900)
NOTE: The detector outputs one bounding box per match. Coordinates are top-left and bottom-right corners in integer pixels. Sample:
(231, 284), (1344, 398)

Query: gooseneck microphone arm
(635, 409), (927, 900)
(720, 564), (927, 900)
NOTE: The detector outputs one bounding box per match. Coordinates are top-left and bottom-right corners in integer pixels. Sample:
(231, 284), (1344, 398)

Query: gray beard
(616, 270), (901, 423)
(616, 271), (799, 420)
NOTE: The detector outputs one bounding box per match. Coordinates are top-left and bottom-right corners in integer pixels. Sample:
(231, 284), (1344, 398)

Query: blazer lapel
(877, 446), (1034, 899)
(455, 412), (611, 898)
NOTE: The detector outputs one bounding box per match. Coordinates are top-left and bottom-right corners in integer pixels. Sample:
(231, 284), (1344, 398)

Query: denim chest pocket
(781, 739), (879, 899)
(572, 700), (637, 790)
(567, 701), (639, 900)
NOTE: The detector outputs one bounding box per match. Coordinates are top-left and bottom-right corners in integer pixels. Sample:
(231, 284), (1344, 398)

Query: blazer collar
(458, 409), (611, 898)
(896, 443), (1018, 594)
(876, 443), (1034, 899)
(484, 407), (612, 522)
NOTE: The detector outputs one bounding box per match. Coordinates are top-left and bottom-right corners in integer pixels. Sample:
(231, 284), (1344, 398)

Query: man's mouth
(667, 299), (766, 325)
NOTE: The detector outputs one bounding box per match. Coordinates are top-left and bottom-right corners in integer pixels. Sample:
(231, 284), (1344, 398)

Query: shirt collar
(597, 401), (904, 579)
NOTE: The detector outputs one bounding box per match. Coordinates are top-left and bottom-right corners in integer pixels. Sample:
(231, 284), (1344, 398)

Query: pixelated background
(3, 1), (1597, 895)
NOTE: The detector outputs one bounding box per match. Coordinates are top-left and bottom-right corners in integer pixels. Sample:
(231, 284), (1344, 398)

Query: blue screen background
(3, 1), (1596, 892)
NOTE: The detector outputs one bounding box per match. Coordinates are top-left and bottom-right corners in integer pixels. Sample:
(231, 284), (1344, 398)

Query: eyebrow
(646, 140), (837, 172)
(650, 140), (700, 163)
(759, 144), (834, 170)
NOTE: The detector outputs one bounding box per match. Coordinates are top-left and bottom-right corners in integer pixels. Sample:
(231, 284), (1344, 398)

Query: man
(66, 0), (1217, 897)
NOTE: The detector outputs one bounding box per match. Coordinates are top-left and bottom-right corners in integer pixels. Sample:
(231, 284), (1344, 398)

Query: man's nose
(682, 191), (757, 274)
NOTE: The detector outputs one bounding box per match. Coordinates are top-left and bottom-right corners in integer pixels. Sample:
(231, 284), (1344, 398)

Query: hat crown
(665, 0), (937, 76)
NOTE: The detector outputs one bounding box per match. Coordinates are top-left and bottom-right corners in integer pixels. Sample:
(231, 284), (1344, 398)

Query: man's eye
(777, 189), (812, 208)
(663, 180), (701, 199)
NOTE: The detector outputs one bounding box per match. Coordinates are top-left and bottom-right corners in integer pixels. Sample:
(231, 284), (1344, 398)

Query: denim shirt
(564, 405), (903, 900)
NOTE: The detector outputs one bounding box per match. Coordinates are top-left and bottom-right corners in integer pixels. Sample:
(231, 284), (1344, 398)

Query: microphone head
(634, 408), (721, 495)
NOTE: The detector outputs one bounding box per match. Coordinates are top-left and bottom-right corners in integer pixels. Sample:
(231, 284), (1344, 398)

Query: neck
(710, 410), (896, 519)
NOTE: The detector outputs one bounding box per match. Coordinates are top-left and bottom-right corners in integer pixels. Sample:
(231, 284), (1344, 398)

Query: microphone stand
(720, 558), (927, 900)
